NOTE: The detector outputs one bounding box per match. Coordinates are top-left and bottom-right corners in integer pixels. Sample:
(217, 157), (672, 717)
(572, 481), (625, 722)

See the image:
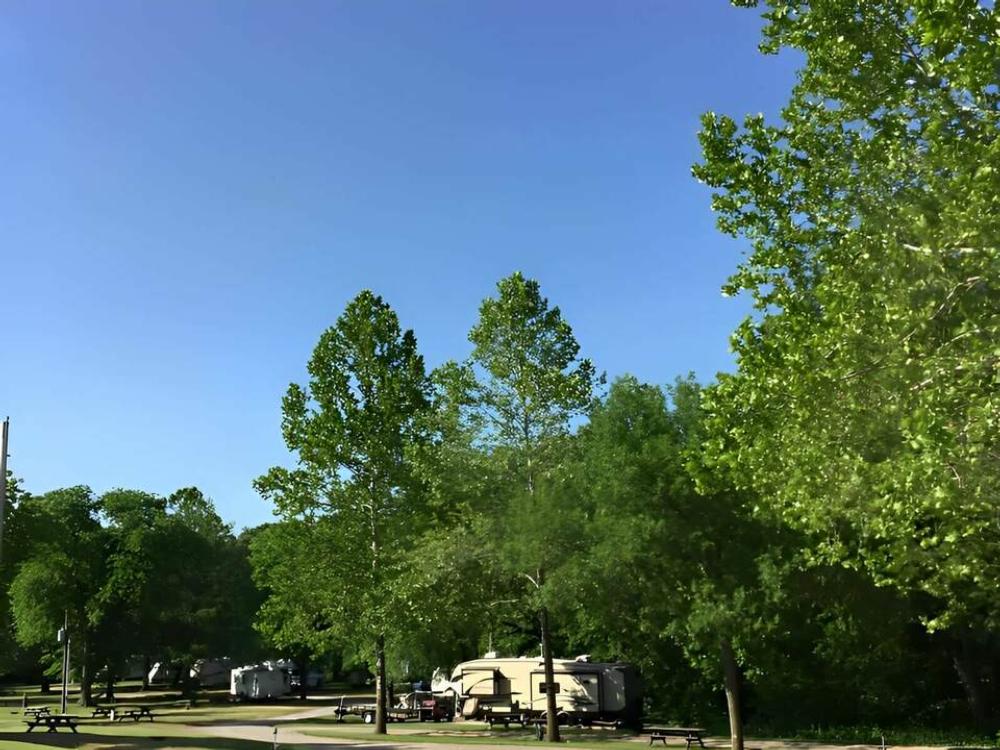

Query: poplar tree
(468, 272), (598, 742)
(696, 0), (1000, 725)
(255, 290), (432, 734)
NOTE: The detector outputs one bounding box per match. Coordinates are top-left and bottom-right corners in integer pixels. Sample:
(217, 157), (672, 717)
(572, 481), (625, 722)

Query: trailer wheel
(540, 711), (571, 727)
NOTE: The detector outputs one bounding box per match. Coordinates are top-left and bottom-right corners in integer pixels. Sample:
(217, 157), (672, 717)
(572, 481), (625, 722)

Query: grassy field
(2, 683), (996, 750)
(300, 724), (641, 749)
(0, 684), (309, 750)
(0, 691), (648, 750)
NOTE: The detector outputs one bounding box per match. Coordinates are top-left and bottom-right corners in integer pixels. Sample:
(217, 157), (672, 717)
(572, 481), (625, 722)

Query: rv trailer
(230, 662), (291, 700)
(447, 655), (641, 727)
(191, 658), (233, 688)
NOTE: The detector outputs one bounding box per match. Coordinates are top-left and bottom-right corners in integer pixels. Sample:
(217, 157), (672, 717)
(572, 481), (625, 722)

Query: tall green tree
(95, 488), (167, 701)
(8, 485), (256, 702)
(695, 0), (1000, 725)
(9, 487), (110, 705)
(94, 487), (258, 697)
(467, 272), (599, 741)
(152, 488), (260, 689)
(255, 290), (432, 734)
(395, 361), (509, 677)
(248, 519), (337, 699)
(564, 376), (793, 749)
(0, 474), (36, 679)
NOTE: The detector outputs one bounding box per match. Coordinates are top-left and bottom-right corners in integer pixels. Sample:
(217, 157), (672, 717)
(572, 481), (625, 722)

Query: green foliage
(255, 290), (432, 644)
(463, 272), (602, 739)
(469, 272), (600, 491)
(0, 474), (37, 676)
(562, 378), (783, 703)
(248, 519), (339, 660)
(695, 0), (1000, 635)
(254, 289), (433, 729)
(147, 488), (260, 669)
(3, 483), (258, 699)
(7, 487), (109, 702)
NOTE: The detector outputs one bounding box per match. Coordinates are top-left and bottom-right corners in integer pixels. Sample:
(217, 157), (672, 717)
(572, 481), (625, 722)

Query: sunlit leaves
(697, 0), (1000, 631)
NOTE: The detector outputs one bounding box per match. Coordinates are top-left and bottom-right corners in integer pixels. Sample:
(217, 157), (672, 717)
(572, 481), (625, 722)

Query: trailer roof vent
(483, 651), (498, 659)
(574, 654), (591, 662)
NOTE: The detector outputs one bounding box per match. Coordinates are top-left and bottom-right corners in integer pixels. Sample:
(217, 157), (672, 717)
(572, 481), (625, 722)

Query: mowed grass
(0, 689), (311, 750)
(1, 685), (991, 750)
(0, 683), (647, 750)
(302, 723), (642, 749)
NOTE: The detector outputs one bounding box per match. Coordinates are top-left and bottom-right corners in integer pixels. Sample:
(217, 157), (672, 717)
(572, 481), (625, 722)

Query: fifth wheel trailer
(447, 655), (641, 727)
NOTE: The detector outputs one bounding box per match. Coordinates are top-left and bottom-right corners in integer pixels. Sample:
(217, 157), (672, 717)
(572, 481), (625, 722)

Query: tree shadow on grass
(183, 719), (287, 728)
(0, 731), (402, 750)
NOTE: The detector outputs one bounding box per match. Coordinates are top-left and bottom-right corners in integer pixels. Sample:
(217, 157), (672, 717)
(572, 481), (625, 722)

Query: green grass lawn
(300, 723), (642, 749)
(0, 694), (644, 750)
(0, 694), (309, 750)
(4, 684), (994, 750)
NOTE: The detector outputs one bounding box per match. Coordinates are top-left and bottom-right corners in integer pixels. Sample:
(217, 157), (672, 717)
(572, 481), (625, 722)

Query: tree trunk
(953, 641), (989, 727)
(142, 656), (150, 691)
(79, 644), (93, 707)
(299, 656), (310, 701)
(181, 669), (198, 699)
(721, 639), (743, 750)
(374, 636), (388, 734)
(539, 605), (560, 742)
(106, 669), (115, 704)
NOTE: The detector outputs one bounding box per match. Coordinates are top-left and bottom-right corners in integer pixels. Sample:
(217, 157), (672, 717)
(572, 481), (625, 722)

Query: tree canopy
(255, 289), (433, 733)
(695, 0), (1000, 635)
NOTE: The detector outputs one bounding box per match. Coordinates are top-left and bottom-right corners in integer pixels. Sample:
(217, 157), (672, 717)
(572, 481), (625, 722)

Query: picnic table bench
(484, 705), (526, 727)
(91, 705), (113, 718)
(648, 727), (707, 749)
(24, 713), (79, 733)
(114, 705), (155, 722)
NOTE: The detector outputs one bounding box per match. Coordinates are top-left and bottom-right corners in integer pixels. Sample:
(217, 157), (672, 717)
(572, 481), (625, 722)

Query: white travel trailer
(448, 655), (641, 727)
(147, 662), (175, 684)
(190, 658), (233, 687)
(230, 663), (291, 700)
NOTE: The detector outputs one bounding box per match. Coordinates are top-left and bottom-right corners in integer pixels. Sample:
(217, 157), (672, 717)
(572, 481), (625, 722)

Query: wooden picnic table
(25, 713), (79, 733)
(23, 706), (51, 718)
(648, 727), (708, 749)
(114, 705), (155, 722)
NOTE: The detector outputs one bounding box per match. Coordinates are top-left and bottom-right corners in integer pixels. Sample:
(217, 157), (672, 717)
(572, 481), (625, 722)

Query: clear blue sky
(1, 1), (798, 530)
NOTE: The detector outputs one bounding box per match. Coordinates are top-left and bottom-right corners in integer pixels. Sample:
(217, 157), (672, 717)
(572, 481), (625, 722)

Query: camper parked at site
(229, 662), (291, 700)
(191, 658), (233, 688)
(147, 662), (176, 685)
(446, 655), (641, 727)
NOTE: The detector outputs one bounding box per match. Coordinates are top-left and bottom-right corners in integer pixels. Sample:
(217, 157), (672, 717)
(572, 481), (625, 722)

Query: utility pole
(0, 416), (9, 567)
(59, 612), (70, 714)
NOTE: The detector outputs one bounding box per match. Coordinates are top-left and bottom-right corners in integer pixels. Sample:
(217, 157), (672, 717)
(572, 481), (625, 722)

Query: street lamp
(58, 614), (70, 714)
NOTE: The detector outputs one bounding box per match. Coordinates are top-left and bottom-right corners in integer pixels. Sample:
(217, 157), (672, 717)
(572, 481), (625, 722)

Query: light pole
(58, 612), (70, 714)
